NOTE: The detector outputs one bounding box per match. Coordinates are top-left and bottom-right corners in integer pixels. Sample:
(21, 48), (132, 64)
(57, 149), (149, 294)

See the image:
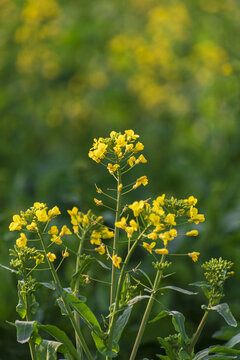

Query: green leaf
(14, 320), (38, 344)
(193, 347), (237, 360)
(16, 282), (27, 319)
(37, 282), (55, 290)
(56, 298), (68, 316)
(156, 355), (169, 360)
(149, 310), (169, 323)
(135, 268), (153, 287)
(209, 346), (240, 355)
(170, 311), (189, 341)
(210, 303), (237, 327)
(212, 327), (239, 341)
(62, 289), (102, 335)
(113, 306), (133, 343)
(127, 295), (151, 306)
(190, 281), (211, 298)
(38, 324), (81, 360)
(0, 263), (18, 273)
(225, 333), (240, 348)
(91, 332), (118, 357)
(157, 337), (175, 360)
(160, 286), (197, 295)
(35, 340), (66, 360)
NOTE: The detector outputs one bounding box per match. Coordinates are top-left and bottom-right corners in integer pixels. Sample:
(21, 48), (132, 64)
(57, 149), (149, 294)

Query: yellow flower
(125, 144), (134, 152)
(159, 229), (177, 245)
(48, 225), (59, 235)
(113, 145), (123, 158)
(36, 209), (49, 222)
(154, 224), (166, 232)
(16, 233), (28, 248)
(62, 250), (69, 258)
(188, 207), (205, 224)
(82, 215), (89, 227)
(124, 129), (139, 141)
(9, 214), (25, 231)
(47, 252), (56, 262)
(34, 254), (45, 265)
(95, 244), (105, 255)
(94, 198), (103, 206)
(115, 217), (127, 229)
(186, 230), (199, 236)
(107, 163), (120, 175)
(133, 142), (144, 153)
(135, 154), (147, 164)
(143, 241), (156, 254)
(90, 230), (102, 245)
(129, 219), (138, 231)
(59, 225), (72, 237)
(149, 213), (160, 226)
(101, 227), (114, 239)
(133, 176), (148, 189)
(155, 248), (169, 255)
(51, 235), (62, 245)
(48, 206), (61, 219)
(34, 202), (45, 208)
(116, 134), (127, 147)
(165, 213), (176, 226)
(188, 252), (200, 262)
(184, 196), (198, 206)
(127, 156), (136, 167)
(129, 200), (145, 216)
(112, 254), (122, 268)
(67, 206), (79, 217)
(27, 221), (38, 231)
(147, 232), (158, 240)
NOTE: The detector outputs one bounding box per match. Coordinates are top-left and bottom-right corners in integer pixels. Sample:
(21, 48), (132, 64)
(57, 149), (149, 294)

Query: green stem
(26, 291), (37, 360)
(129, 255), (166, 360)
(188, 309), (209, 355)
(106, 227), (149, 360)
(74, 233), (85, 358)
(110, 170), (122, 307)
(38, 229), (93, 360)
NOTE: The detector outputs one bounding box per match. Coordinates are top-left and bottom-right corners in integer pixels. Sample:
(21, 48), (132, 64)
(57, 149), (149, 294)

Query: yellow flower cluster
(88, 130), (146, 169)
(9, 202), (61, 235)
(67, 206), (95, 233)
(115, 218), (138, 239)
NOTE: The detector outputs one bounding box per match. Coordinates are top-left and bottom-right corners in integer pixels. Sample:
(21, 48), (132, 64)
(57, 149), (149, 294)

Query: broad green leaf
(160, 286), (197, 295)
(193, 347), (237, 360)
(213, 327), (239, 341)
(149, 310), (169, 323)
(38, 324), (81, 360)
(113, 306), (132, 343)
(16, 282), (27, 319)
(190, 281), (211, 298)
(209, 346), (240, 355)
(35, 340), (66, 360)
(156, 355), (169, 360)
(91, 332), (118, 357)
(62, 290), (102, 335)
(170, 311), (189, 341)
(157, 336), (175, 360)
(14, 320), (38, 343)
(210, 303), (237, 327)
(0, 263), (18, 273)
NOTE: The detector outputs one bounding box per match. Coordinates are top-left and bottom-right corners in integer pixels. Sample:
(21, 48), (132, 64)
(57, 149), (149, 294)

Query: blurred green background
(0, 0), (240, 358)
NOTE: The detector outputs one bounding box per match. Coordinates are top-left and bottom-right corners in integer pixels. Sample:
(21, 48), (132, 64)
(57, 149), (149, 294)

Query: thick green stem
(74, 234), (85, 358)
(129, 256), (166, 360)
(110, 170), (122, 307)
(188, 310), (209, 355)
(38, 230), (93, 360)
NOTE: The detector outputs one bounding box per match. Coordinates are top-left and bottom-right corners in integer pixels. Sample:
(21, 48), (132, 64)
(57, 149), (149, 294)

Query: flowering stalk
(129, 254), (166, 360)
(25, 279), (37, 360)
(110, 168), (122, 306)
(37, 229), (93, 360)
(74, 232), (86, 358)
